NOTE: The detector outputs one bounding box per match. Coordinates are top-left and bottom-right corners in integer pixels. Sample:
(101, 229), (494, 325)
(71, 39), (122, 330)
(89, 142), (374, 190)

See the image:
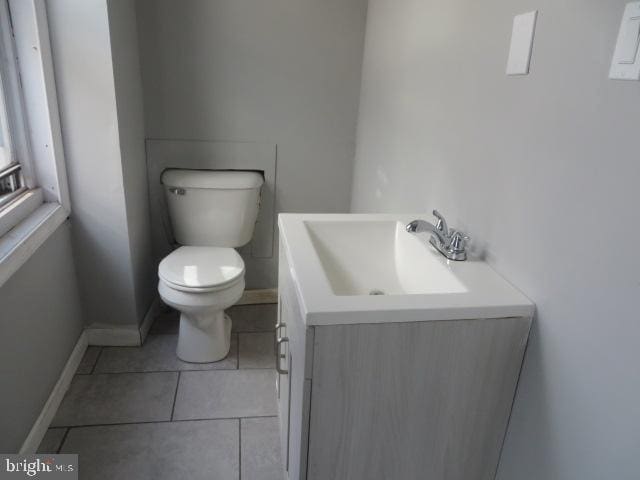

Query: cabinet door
(307, 319), (531, 480)
(276, 295), (291, 473)
(279, 239), (313, 480)
(281, 288), (313, 480)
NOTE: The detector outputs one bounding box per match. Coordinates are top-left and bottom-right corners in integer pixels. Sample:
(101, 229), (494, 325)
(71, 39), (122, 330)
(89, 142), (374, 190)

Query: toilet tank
(161, 169), (264, 247)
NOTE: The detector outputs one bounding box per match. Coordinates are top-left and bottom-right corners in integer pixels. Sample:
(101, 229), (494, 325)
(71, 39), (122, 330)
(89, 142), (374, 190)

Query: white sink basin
(279, 213), (534, 325)
(305, 220), (467, 296)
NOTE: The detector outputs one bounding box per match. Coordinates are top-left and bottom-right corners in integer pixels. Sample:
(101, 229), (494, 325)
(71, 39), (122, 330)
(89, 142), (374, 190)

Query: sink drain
(369, 289), (385, 296)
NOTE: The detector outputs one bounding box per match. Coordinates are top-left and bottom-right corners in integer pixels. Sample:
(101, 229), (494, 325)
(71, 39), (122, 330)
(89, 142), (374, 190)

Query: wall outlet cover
(610, 1), (640, 80)
(506, 11), (538, 76)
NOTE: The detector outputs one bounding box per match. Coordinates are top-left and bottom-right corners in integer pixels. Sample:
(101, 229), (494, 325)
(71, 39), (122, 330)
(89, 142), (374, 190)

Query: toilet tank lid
(161, 169), (264, 190)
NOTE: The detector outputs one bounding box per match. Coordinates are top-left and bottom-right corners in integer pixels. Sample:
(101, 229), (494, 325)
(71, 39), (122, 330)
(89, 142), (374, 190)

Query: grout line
(238, 418), (242, 480)
(88, 367), (239, 375)
(53, 415), (278, 429)
(77, 367), (276, 376)
(56, 427), (70, 454)
(150, 329), (275, 335)
(233, 329), (276, 334)
(235, 302), (278, 307)
(89, 347), (104, 374)
(170, 371), (181, 421)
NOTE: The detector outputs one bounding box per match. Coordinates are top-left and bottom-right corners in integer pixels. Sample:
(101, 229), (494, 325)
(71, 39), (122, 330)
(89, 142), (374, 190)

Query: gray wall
(0, 222), (84, 452)
(135, 0), (368, 288)
(107, 0), (155, 321)
(47, 0), (154, 327)
(351, 1), (640, 479)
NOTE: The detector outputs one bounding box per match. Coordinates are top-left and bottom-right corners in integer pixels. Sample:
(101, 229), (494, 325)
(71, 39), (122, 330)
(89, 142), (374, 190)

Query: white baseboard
(19, 330), (88, 454)
(86, 298), (163, 347)
(84, 290), (274, 349)
(19, 298), (168, 453)
(237, 288), (277, 305)
(139, 296), (163, 344)
(86, 325), (141, 346)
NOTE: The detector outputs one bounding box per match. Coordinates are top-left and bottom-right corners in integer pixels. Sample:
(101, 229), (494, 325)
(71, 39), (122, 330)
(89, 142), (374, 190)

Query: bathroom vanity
(276, 214), (534, 480)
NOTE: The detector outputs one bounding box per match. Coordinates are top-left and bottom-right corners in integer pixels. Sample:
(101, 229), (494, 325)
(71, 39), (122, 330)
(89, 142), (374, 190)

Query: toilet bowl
(158, 246), (245, 363)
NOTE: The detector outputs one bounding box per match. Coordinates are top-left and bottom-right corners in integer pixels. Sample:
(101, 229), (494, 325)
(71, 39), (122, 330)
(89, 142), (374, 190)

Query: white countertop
(278, 213), (534, 326)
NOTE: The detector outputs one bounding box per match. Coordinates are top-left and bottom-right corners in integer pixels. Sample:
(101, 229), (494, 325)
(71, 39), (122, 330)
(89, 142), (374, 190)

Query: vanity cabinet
(277, 242), (314, 480)
(277, 241), (531, 480)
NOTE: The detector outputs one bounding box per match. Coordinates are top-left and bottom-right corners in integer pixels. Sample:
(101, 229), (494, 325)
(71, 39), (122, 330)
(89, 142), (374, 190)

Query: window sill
(0, 189), (43, 237)
(0, 201), (68, 287)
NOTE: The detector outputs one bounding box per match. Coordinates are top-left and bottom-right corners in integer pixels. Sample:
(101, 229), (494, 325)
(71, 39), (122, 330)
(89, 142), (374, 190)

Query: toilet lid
(159, 246), (245, 290)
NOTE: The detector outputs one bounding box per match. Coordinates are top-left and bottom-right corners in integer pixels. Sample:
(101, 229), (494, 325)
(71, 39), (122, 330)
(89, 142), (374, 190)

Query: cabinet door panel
(280, 284), (312, 480)
(307, 318), (530, 480)
(276, 297), (290, 473)
(279, 237), (316, 480)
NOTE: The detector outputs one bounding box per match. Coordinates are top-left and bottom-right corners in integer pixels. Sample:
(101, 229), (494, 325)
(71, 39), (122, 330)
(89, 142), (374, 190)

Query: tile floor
(38, 303), (284, 480)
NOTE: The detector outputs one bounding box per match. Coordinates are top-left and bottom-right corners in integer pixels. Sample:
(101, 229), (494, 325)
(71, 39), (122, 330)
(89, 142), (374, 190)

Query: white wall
(135, 0), (368, 288)
(351, 1), (640, 479)
(47, 0), (154, 327)
(0, 222), (84, 452)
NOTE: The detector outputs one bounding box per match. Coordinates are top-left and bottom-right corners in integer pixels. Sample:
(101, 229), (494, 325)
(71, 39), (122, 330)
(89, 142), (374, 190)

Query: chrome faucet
(406, 210), (469, 261)
(405, 219), (448, 246)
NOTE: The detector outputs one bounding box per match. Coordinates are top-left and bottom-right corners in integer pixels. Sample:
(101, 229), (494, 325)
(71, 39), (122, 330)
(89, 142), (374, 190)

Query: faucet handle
(432, 210), (449, 236)
(449, 231), (470, 253)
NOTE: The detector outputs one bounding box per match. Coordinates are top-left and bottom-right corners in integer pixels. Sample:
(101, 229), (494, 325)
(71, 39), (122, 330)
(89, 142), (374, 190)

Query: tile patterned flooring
(39, 304), (284, 480)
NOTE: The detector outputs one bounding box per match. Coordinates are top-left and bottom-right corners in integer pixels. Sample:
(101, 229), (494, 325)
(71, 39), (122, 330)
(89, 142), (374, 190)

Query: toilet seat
(159, 275), (244, 294)
(159, 246), (245, 293)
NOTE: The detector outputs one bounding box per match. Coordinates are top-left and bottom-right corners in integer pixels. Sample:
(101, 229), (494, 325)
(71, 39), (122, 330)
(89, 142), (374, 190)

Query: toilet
(157, 169), (264, 363)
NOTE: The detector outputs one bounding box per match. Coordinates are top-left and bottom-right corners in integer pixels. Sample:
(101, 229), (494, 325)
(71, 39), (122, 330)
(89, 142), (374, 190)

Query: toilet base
(177, 311), (232, 363)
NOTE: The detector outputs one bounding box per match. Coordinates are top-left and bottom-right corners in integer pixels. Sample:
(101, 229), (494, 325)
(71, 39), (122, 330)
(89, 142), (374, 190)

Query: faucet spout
(405, 220), (448, 246)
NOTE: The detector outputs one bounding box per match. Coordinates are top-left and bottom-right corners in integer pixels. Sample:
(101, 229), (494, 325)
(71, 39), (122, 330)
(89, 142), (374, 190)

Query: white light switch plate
(506, 11), (538, 76)
(610, 2), (640, 80)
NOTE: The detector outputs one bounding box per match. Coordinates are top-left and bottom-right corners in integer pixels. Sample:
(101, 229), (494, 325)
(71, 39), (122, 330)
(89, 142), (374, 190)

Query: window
(0, 1), (28, 212)
(0, 70), (13, 166)
(0, 0), (70, 286)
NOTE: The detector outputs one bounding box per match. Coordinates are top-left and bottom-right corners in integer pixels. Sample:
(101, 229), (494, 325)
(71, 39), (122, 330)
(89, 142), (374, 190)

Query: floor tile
(37, 428), (67, 453)
(149, 309), (179, 335)
(60, 419), (238, 480)
(94, 334), (237, 373)
(239, 332), (276, 369)
(241, 417), (285, 480)
(230, 304), (277, 332)
(76, 347), (102, 374)
(173, 369), (277, 420)
(51, 372), (178, 427)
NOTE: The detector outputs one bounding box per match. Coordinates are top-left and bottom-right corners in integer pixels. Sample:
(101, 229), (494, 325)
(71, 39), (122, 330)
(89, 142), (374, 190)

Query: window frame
(0, 0), (71, 287)
(0, 63), (15, 167)
(0, 0), (35, 211)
